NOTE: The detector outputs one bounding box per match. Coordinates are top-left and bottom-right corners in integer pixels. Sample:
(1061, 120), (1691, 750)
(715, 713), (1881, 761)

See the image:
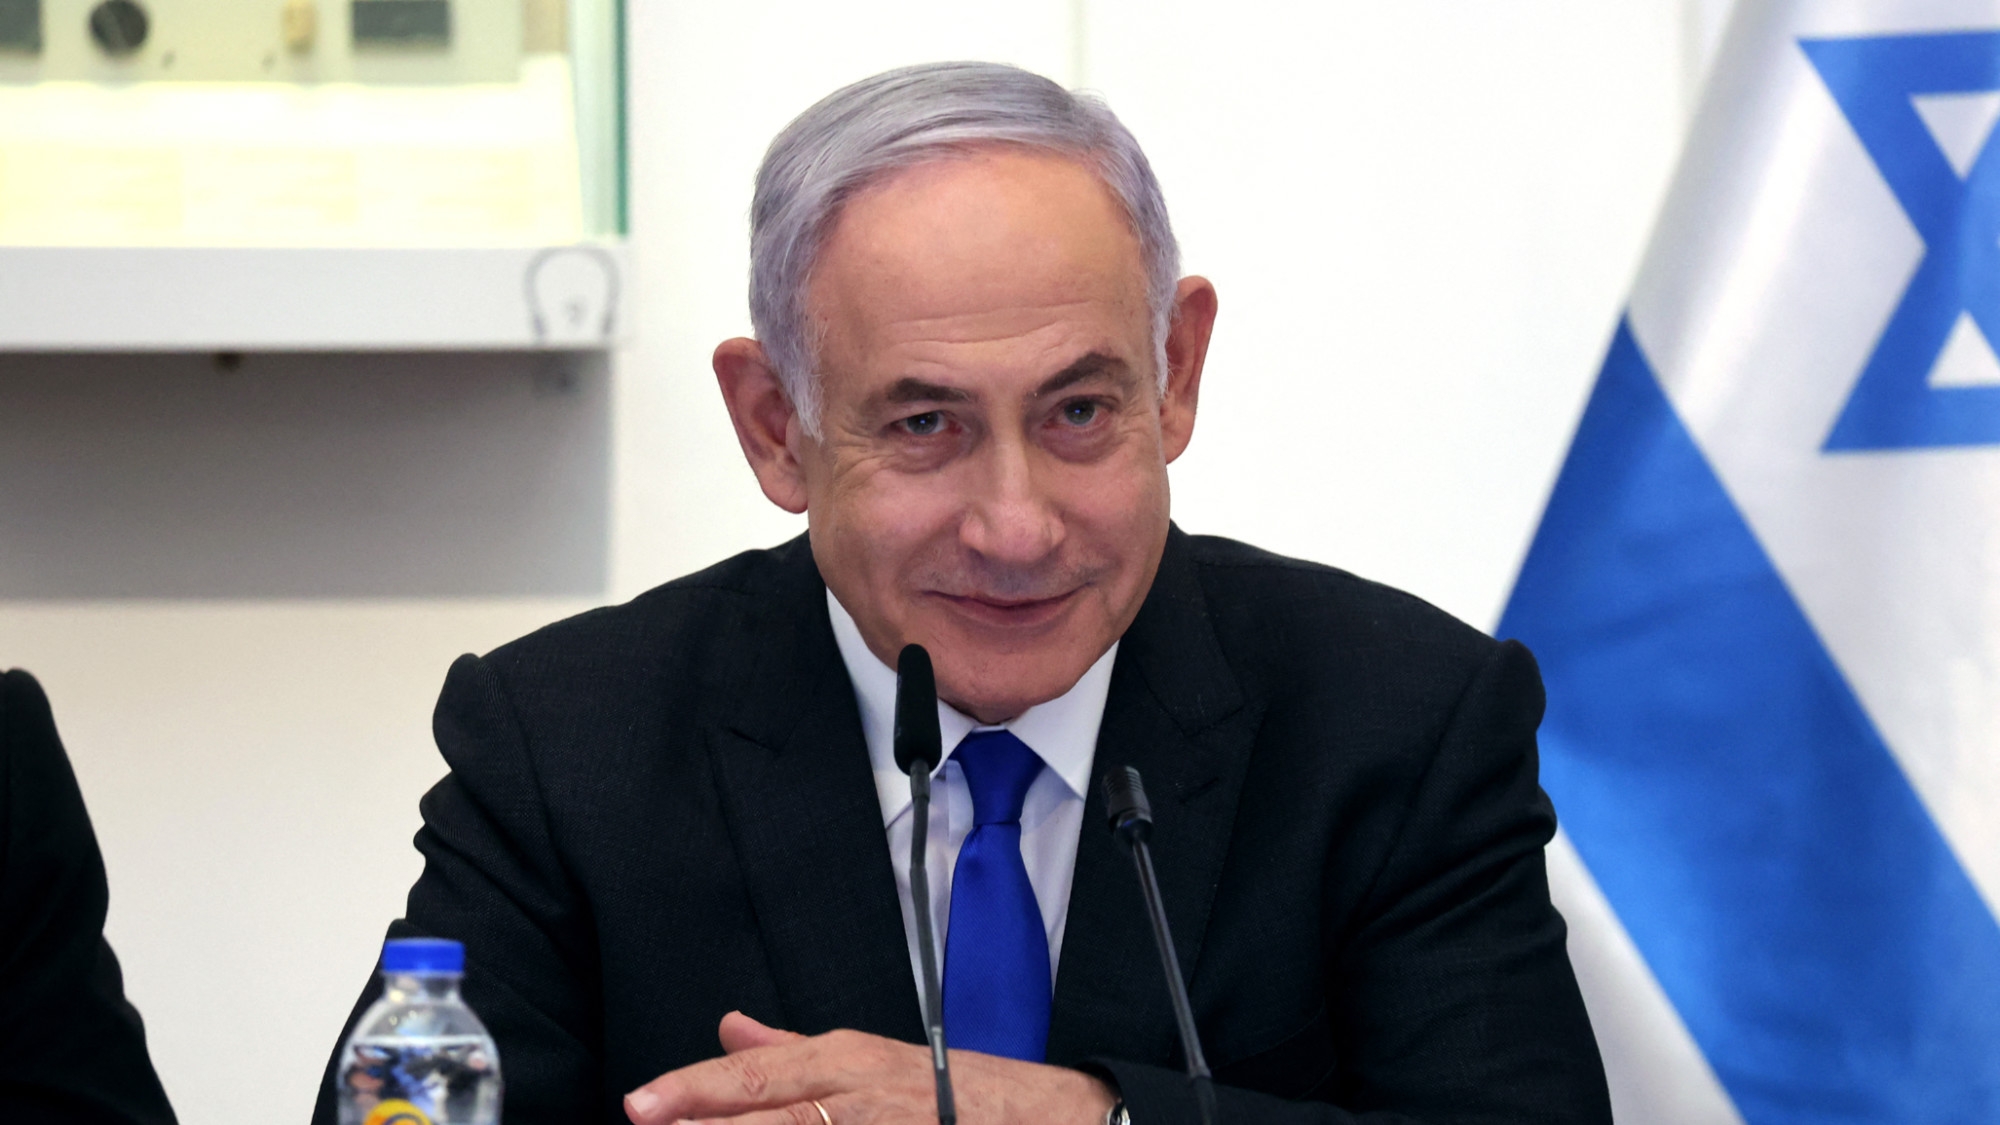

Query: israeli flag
(1499, 3), (2000, 1122)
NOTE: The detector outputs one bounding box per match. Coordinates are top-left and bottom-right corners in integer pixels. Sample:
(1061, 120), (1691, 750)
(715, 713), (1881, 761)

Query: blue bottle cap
(381, 937), (465, 974)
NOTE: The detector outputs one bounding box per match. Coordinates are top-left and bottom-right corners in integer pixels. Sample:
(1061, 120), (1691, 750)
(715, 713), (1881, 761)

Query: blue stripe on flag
(1499, 319), (2000, 1123)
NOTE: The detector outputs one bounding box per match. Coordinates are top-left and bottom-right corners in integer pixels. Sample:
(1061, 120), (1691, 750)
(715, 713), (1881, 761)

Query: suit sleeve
(1094, 641), (1611, 1124)
(310, 654), (608, 1125)
(0, 670), (178, 1125)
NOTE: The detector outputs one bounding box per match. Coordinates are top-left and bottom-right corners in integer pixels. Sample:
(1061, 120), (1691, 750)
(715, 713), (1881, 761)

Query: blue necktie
(942, 729), (1051, 1061)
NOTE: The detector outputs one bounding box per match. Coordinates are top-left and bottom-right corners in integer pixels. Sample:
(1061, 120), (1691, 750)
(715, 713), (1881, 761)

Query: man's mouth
(931, 589), (1079, 627)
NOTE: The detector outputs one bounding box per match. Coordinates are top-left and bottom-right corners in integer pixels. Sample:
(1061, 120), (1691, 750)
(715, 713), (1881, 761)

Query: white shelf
(0, 46), (630, 351)
(0, 243), (628, 350)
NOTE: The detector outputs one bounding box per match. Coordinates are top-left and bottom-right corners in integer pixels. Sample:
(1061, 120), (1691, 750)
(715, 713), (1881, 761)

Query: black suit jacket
(313, 530), (1609, 1124)
(0, 670), (178, 1125)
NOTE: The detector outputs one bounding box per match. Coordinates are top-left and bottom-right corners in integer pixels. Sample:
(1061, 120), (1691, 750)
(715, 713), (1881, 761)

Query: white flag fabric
(1501, 2), (2000, 1121)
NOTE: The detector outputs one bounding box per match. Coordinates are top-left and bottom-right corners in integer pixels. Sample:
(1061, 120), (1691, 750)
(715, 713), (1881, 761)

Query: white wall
(0, 3), (1721, 1121)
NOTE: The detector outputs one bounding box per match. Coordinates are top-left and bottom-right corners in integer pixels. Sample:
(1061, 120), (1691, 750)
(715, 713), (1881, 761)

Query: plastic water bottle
(336, 938), (503, 1125)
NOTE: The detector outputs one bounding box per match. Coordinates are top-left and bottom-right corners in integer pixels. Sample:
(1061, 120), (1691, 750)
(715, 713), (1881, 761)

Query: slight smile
(931, 589), (1081, 628)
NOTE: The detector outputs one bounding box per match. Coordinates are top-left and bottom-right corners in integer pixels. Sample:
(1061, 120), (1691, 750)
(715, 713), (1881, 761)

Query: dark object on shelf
(87, 0), (147, 57)
(352, 0), (450, 48)
(0, 0), (41, 54)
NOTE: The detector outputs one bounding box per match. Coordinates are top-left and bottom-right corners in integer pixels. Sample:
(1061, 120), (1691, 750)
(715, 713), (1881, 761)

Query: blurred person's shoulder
(0, 667), (53, 744)
(0, 668), (69, 796)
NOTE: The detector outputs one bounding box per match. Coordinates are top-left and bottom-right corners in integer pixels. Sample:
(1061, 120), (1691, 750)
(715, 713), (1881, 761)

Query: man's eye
(1060, 400), (1100, 426)
(900, 411), (944, 436)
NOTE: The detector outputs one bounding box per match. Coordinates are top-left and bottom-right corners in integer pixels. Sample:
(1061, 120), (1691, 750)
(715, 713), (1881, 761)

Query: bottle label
(362, 1100), (433, 1125)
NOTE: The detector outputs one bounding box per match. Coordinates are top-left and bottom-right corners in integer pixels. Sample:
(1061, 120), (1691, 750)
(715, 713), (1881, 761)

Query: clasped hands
(624, 1011), (1115, 1125)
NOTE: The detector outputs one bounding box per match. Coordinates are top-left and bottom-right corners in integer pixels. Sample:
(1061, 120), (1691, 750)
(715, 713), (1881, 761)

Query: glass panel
(0, 0), (625, 246)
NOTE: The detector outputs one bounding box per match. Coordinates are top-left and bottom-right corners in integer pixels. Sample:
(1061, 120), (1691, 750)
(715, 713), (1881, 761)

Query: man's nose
(959, 435), (1063, 565)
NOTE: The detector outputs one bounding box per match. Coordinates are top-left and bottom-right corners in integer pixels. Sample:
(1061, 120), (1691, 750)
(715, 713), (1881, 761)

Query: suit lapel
(702, 539), (925, 1044)
(1047, 528), (1262, 1068)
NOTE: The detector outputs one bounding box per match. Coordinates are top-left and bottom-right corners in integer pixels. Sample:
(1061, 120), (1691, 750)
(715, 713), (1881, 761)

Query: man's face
(718, 149), (1213, 723)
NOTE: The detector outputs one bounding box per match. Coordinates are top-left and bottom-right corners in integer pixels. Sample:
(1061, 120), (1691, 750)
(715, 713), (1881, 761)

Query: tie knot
(952, 730), (1044, 826)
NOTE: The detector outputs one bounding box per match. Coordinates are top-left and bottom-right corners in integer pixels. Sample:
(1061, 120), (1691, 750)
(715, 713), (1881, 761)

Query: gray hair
(748, 61), (1181, 436)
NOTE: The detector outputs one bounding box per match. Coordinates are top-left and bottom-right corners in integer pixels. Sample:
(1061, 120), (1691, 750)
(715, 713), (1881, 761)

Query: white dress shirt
(826, 590), (1117, 997)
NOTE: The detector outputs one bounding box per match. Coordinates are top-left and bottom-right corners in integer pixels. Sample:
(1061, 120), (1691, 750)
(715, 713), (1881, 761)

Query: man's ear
(714, 337), (810, 514)
(1160, 276), (1218, 464)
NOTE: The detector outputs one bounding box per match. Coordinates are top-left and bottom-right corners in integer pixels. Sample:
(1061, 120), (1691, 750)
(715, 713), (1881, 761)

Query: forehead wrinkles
(810, 244), (1144, 353)
(871, 306), (1107, 366)
(806, 154), (1149, 351)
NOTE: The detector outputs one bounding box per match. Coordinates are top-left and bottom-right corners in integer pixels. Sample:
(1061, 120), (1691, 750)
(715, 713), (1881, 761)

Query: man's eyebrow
(1034, 351), (1133, 397)
(878, 352), (1132, 407)
(881, 378), (974, 405)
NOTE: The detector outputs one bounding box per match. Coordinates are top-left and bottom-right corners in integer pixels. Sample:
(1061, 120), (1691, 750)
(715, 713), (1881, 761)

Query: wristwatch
(1104, 1101), (1130, 1125)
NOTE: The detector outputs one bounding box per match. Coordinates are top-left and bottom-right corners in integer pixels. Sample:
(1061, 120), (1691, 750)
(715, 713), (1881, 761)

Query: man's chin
(935, 674), (1077, 726)
(923, 627), (1110, 725)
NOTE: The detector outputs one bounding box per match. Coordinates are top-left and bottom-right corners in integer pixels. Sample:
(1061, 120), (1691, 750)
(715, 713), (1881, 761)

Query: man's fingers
(719, 1009), (806, 1053)
(624, 1039), (835, 1125)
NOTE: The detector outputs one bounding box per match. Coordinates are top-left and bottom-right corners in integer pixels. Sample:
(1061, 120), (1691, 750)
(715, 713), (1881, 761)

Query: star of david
(1803, 31), (2000, 451)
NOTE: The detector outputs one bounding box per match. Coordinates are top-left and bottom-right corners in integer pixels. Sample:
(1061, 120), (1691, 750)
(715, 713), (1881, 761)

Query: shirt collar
(826, 588), (1116, 825)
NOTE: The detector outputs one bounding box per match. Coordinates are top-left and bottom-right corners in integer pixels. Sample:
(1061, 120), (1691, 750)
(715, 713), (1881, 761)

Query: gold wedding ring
(810, 1099), (833, 1125)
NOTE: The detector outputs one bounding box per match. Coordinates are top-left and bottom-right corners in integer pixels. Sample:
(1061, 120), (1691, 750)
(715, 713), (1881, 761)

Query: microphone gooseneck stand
(1103, 766), (1216, 1125)
(895, 645), (956, 1125)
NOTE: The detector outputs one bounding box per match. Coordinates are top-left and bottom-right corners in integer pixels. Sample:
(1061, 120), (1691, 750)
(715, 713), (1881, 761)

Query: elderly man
(315, 63), (1609, 1125)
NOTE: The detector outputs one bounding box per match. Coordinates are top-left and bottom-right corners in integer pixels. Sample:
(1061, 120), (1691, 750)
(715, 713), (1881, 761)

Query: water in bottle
(336, 937), (503, 1125)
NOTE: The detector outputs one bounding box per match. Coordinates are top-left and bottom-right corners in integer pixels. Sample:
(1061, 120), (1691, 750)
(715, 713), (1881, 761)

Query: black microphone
(895, 644), (956, 1125)
(1103, 766), (1216, 1125)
